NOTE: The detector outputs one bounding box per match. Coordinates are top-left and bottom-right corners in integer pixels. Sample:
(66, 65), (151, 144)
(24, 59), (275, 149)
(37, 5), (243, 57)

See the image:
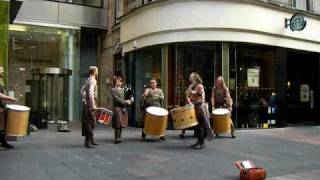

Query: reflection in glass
(8, 24), (80, 121)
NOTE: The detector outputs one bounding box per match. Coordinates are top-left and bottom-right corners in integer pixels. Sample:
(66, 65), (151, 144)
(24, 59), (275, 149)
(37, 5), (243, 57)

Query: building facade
(101, 0), (320, 128)
(0, 0), (108, 124)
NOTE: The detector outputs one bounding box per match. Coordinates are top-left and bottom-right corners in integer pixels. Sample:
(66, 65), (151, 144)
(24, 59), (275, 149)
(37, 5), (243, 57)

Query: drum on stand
(170, 104), (198, 130)
(212, 108), (231, 134)
(144, 106), (168, 137)
(6, 104), (30, 136)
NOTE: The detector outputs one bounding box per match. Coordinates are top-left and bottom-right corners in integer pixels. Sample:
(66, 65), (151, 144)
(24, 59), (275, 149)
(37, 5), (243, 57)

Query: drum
(95, 108), (113, 125)
(6, 104), (30, 136)
(144, 106), (168, 136)
(212, 108), (231, 134)
(170, 104), (198, 130)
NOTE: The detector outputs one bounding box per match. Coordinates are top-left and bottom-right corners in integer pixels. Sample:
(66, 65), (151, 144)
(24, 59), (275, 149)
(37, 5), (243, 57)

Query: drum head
(146, 106), (168, 116)
(212, 108), (229, 115)
(6, 104), (30, 111)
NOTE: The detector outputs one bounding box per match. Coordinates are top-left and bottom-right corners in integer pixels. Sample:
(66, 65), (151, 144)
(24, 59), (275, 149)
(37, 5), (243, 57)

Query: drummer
(211, 76), (236, 138)
(141, 78), (165, 140)
(111, 76), (132, 144)
(0, 66), (18, 149)
(186, 72), (213, 149)
(80, 66), (99, 148)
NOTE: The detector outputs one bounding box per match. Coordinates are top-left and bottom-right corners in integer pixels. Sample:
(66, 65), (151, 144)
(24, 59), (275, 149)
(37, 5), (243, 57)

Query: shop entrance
(168, 43), (216, 108)
(287, 51), (319, 125)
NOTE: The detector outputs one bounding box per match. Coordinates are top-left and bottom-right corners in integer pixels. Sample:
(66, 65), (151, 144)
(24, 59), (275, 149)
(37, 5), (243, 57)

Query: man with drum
(141, 78), (165, 140)
(211, 76), (236, 138)
(186, 72), (213, 149)
(0, 66), (18, 149)
(80, 66), (99, 148)
(111, 76), (132, 144)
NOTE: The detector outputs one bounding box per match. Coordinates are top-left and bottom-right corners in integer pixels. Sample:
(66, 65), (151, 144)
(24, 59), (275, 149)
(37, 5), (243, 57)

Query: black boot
(118, 128), (123, 143)
(191, 128), (205, 149)
(114, 129), (121, 144)
(141, 129), (146, 140)
(85, 137), (94, 148)
(0, 130), (14, 149)
(160, 136), (166, 141)
(231, 124), (236, 138)
(180, 129), (185, 139)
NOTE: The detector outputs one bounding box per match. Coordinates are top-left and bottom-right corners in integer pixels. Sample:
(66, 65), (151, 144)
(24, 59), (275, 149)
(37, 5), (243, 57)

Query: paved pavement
(0, 123), (320, 180)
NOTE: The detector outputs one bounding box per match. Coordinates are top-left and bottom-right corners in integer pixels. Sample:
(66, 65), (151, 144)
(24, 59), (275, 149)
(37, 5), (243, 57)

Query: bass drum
(212, 108), (231, 134)
(6, 105), (30, 136)
(144, 106), (168, 137)
(170, 104), (198, 130)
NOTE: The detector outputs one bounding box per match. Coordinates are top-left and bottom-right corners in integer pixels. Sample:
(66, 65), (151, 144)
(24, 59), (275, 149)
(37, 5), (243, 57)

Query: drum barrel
(144, 107), (168, 136)
(6, 105), (30, 136)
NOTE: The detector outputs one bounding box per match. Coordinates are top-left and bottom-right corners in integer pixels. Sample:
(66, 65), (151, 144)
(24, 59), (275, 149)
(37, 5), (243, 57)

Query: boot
(114, 129), (120, 144)
(191, 128), (205, 149)
(160, 136), (166, 141)
(0, 130), (14, 149)
(118, 128), (123, 143)
(180, 129), (185, 139)
(85, 137), (94, 148)
(90, 136), (99, 145)
(141, 129), (146, 140)
(231, 124), (236, 138)
(190, 141), (205, 149)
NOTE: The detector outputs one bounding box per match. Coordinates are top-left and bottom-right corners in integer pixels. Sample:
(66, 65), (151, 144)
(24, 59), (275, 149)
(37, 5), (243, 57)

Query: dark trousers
(82, 105), (95, 138)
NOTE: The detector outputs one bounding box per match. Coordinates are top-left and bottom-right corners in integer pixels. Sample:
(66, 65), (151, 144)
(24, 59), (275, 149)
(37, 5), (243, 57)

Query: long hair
(214, 76), (228, 90)
(191, 72), (203, 85)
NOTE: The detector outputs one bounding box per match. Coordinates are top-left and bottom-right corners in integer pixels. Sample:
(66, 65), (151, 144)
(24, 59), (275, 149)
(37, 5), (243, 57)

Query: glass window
(173, 43), (216, 106)
(8, 24), (80, 120)
(125, 46), (162, 126)
(230, 44), (276, 128)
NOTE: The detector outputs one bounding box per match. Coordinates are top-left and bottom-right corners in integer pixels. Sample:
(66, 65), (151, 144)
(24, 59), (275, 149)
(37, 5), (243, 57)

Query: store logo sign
(285, 13), (307, 31)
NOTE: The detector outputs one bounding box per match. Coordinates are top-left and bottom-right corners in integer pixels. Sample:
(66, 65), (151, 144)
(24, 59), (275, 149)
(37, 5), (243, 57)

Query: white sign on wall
(300, 84), (310, 102)
(247, 68), (260, 87)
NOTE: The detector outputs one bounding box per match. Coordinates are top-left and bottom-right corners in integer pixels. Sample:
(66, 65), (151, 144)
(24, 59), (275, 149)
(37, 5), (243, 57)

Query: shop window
(125, 46), (162, 126)
(230, 44), (276, 128)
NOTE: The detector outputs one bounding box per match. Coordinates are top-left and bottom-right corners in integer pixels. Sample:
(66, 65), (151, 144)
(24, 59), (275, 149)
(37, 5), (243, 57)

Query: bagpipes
(124, 84), (134, 103)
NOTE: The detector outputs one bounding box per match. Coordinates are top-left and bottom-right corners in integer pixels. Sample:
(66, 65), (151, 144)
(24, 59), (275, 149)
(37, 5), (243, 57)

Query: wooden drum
(170, 104), (198, 130)
(6, 104), (30, 136)
(212, 108), (231, 134)
(144, 106), (168, 137)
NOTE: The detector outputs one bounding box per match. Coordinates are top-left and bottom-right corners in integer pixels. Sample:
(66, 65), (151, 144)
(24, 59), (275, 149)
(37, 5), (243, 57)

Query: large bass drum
(212, 108), (231, 134)
(144, 106), (168, 137)
(170, 104), (198, 130)
(6, 105), (30, 136)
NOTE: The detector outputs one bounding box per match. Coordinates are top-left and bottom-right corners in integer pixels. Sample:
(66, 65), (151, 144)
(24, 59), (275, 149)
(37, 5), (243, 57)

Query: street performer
(186, 72), (213, 149)
(80, 66), (99, 148)
(141, 78), (165, 141)
(0, 66), (18, 149)
(111, 76), (132, 144)
(211, 76), (236, 138)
